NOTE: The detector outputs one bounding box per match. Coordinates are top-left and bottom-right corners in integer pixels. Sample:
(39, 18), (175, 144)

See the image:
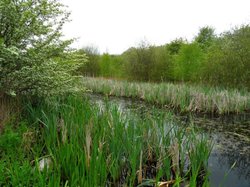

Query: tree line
(79, 25), (250, 90)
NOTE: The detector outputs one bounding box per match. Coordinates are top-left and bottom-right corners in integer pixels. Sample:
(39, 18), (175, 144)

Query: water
(86, 94), (250, 187)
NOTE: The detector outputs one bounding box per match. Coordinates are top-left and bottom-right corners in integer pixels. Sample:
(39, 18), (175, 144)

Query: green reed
(82, 77), (250, 114)
(0, 96), (212, 186)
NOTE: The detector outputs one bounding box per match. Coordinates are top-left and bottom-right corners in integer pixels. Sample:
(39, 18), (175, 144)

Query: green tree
(167, 38), (186, 55)
(0, 0), (86, 97)
(149, 46), (173, 81)
(99, 53), (112, 77)
(122, 40), (154, 81)
(174, 43), (204, 82)
(202, 25), (250, 88)
(79, 46), (100, 76)
(194, 26), (215, 50)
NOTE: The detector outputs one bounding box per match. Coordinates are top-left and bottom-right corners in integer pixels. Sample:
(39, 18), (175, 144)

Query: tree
(202, 25), (250, 88)
(0, 0), (87, 97)
(194, 26), (215, 50)
(121, 47), (138, 80)
(79, 46), (100, 77)
(149, 46), (173, 82)
(122, 40), (154, 81)
(167, 38), (186, 55)
(174, 43), (204, 82)
(99, 53), (112, 77)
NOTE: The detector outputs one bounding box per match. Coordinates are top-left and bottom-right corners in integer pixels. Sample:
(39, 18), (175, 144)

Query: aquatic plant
(82, 77), (250, 114)
(0, 96), (212, 186)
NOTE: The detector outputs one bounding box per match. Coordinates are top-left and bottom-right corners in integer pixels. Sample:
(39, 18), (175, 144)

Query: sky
(61, 0), (250, 54)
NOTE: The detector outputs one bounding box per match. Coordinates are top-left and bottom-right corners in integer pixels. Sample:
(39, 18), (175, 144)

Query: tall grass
(82, 77), (250, 114)
(0, 96), (212, 186)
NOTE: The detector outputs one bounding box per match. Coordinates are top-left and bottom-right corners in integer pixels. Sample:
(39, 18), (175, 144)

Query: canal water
(87, 94), (250, 187)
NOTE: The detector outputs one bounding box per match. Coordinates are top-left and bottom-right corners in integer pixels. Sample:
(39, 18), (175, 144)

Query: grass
(82, 77), (250, 114)
(0, 96), (212, 186)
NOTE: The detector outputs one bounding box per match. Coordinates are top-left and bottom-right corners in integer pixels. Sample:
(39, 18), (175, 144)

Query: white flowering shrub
(0, 0), (87, 97)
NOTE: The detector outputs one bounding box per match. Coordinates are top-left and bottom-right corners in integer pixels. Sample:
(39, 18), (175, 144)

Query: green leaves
(0, 0), (87, 97)
(174, 43), (205, 82)
(194, 26), (216, 50)
(202, 24), (250, 89)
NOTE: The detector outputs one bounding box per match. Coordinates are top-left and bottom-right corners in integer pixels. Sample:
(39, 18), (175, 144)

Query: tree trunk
(0, 93), (20, 133)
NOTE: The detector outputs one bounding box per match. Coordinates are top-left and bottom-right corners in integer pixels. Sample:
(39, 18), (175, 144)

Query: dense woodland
(79, 26), (250, 90)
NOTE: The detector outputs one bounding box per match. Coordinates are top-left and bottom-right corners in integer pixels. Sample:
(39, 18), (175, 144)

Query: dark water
(86, 94), (250, 187)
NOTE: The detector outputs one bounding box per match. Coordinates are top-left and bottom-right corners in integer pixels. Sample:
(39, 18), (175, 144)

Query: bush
(0, 0), (87, 98)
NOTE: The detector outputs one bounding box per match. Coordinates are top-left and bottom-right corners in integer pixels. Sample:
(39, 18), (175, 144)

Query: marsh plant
(0, 96), (212, 186)
(82, 77), (250, 114)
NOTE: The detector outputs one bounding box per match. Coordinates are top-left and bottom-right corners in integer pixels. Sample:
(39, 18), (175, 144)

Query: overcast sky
(61, 0), (250, 54)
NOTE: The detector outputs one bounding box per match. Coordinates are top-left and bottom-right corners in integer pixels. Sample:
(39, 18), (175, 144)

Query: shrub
(0, 0), (87, 98)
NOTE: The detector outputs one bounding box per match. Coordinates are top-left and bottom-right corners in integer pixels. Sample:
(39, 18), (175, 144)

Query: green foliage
(107, 55), (126, 78)
(174, 43), (205, 82)
(97, 53), (125, 78)
(122, 41), (154, 81)
(77, 24), (249, 90)
(195, 26), (216, 50)
(121, 47), (138, 79)
(0, 0), (87, 97)
(202, 25), (250, 88)
(78, 46), (100, 76)
(0, 121), (51, 186)
(167, 38), (186, 55)
(0, 95), (210, 186)
(99, 53), (112, 77)
(0, 129), (21, 154)
(149, 46), (174, 81)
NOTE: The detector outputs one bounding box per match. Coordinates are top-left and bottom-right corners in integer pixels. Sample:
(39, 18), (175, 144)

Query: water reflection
(86, 94), (250, 186)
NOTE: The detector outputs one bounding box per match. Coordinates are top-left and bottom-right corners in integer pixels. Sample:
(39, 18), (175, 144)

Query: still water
(87, 94), (250, 187)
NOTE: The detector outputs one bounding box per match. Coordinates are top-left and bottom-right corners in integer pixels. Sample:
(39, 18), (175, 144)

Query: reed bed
(0, 96), (212, 186)
(82, 77), (250, 114)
